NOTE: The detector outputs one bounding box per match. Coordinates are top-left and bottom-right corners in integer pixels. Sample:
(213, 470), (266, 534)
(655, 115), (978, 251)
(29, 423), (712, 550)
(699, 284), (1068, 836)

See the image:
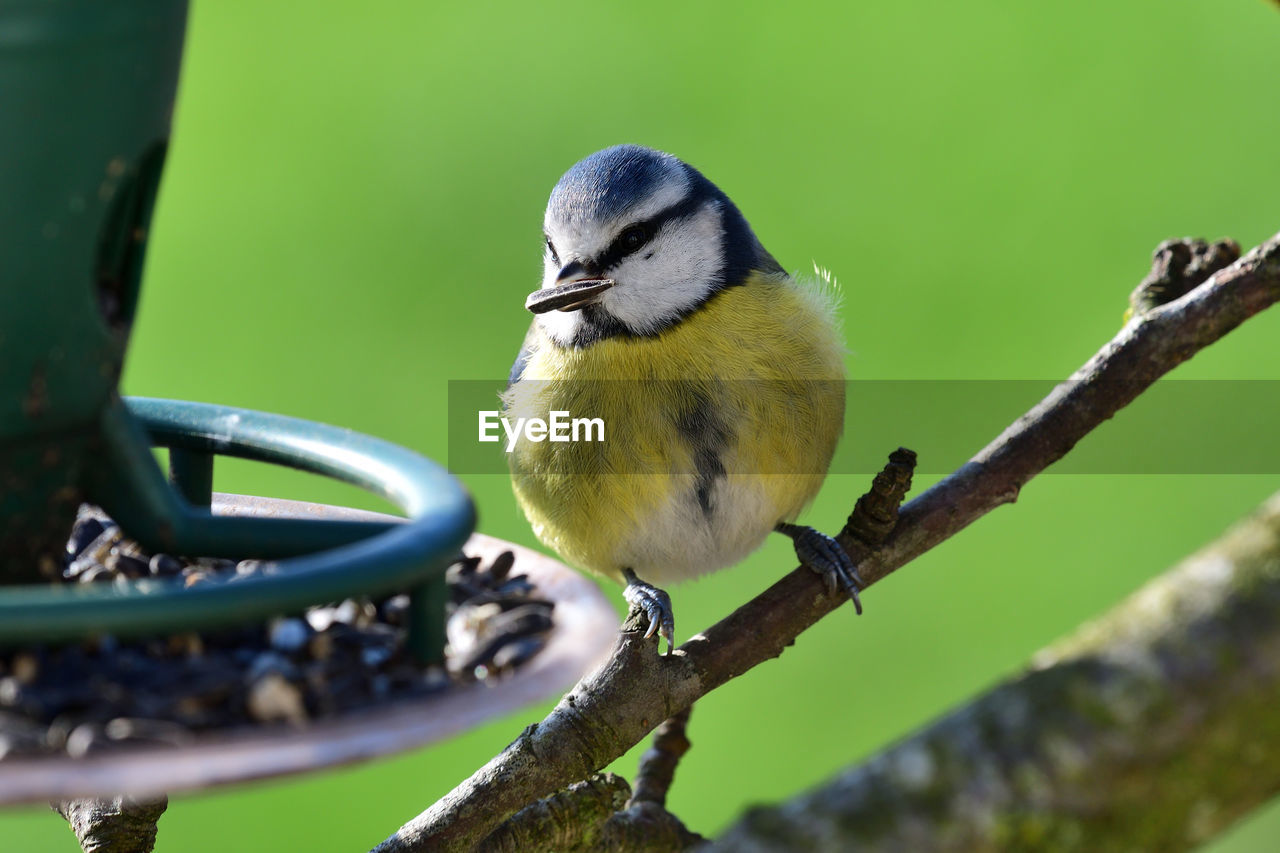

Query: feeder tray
(0, 397), (617, 803)
(0, 522), (615, 805)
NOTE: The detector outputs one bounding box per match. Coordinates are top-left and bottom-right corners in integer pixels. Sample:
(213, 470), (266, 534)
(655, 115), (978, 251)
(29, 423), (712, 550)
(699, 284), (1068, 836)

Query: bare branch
(711, 491), (1280, 851)
(628, 707), (693, 810)
(372, 231), (1280, 853)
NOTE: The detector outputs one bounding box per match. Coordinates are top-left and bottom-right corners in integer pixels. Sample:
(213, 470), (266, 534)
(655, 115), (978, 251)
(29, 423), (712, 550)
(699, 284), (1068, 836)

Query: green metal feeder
(0, 0), (470, 664)
(0, 0), (618, 814)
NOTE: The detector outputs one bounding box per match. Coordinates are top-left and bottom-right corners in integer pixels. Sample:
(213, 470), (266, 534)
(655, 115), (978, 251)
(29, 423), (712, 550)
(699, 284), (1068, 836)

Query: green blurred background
(6, 0), (1280, 849)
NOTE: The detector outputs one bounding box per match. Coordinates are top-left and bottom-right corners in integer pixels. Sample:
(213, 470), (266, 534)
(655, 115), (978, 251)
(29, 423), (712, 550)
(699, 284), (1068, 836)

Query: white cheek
(602, 204), (724, 334)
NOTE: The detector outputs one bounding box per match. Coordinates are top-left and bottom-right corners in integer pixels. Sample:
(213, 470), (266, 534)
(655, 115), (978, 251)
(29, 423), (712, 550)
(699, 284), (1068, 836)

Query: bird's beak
(525, 270), (616, 314)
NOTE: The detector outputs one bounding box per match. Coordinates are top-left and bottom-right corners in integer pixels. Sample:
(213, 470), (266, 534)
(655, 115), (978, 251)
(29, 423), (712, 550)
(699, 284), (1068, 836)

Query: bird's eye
(544, 236), (560, 265)
(617, 224), (651, 256)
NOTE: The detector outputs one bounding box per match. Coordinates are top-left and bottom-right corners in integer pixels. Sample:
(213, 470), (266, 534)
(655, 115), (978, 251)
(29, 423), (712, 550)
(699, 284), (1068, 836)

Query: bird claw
(623, 570), (675, 654)
(778, 523), (864, 614)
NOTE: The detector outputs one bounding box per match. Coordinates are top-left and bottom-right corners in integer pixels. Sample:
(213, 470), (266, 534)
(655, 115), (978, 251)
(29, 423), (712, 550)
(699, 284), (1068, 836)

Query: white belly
(613, 473), (814, 586)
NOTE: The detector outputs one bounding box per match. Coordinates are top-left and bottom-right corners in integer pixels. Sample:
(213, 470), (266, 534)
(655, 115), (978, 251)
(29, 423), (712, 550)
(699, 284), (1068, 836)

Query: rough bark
(477, 774), (630, 852)
(52, 796), (167, 853)
(712, 491), (1280, 851)
(474, 770), (705, 853)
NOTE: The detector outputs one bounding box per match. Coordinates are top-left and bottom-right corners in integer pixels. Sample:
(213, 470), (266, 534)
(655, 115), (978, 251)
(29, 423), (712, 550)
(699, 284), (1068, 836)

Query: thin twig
(1127, 237), (1239, 316)
(628, 707), (693, 809)
(372, 231), (1280, 853)
(841, 447), (917, 561)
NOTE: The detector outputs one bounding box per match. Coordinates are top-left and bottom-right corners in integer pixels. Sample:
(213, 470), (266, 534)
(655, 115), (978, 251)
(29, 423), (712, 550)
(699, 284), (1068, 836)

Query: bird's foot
(623, 569), (675, 654)
(776, 523), (864, 614)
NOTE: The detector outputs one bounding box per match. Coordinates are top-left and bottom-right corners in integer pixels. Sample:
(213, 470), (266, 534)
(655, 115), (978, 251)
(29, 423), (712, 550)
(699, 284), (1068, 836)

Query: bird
(504, 144), (857, 652)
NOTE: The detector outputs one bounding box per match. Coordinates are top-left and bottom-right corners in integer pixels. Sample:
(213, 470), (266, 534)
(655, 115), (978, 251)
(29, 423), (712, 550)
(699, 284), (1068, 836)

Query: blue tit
(504, 144), (858, 652)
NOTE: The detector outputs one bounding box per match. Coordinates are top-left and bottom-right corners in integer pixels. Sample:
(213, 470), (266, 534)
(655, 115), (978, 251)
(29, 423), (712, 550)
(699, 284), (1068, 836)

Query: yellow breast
(505, 271), (846, 584)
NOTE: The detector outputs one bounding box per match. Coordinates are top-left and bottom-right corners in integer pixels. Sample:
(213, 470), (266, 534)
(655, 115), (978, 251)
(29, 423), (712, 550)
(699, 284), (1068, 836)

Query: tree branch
(628, 707), (693, 810)
(711, 490), (1280, 851)
(372, 232), (1280, 853)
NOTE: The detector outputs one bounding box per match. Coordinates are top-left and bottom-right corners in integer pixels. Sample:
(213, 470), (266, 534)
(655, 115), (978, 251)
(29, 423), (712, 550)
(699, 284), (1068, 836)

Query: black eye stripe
(544, 235), (560, 265)
(593, 194), (706, 272)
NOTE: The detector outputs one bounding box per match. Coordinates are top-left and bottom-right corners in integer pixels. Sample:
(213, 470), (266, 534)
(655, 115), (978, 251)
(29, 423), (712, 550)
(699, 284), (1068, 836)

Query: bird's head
(527, 145), (779, 347)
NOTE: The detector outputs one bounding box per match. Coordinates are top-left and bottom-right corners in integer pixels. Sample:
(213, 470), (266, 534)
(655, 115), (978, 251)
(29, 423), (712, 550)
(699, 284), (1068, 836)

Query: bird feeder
(0, 0), (614, 811)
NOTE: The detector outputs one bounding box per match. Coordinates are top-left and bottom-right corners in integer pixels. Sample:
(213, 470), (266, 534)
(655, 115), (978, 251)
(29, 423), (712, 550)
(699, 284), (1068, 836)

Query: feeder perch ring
(0, 397), (475, 660)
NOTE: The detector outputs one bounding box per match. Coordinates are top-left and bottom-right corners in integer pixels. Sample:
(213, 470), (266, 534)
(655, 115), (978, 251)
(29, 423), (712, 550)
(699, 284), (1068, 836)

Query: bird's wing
(507, 320), (541, 389)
